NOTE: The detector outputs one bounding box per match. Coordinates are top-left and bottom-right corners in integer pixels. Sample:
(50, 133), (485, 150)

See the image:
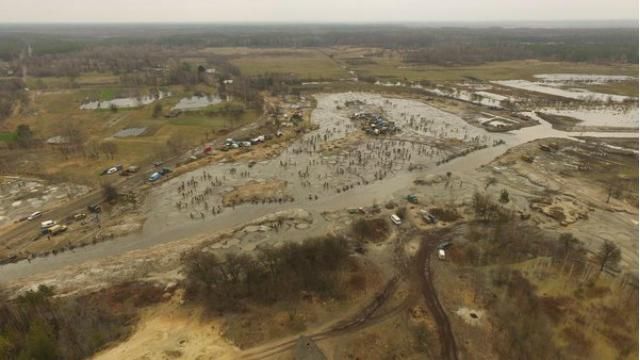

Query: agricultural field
(202, 47), (349, 80)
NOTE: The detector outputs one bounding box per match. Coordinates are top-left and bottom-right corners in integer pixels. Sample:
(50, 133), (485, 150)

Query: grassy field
(26, 72), (120, 90)
(326, 48), (637, 81)
(202, 47), (349, 80)
(0, 131), (16, 142)
(3, 80), (260, 184)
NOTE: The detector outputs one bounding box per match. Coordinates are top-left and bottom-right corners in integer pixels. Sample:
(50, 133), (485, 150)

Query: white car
(106, 167), (119, 175)
(390, 214), (402, 225)
(27, 211), (42, 221)
(40, 220), (56, 229)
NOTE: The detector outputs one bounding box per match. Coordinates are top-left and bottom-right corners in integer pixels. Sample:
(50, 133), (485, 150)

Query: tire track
(417, 234), (458, 360)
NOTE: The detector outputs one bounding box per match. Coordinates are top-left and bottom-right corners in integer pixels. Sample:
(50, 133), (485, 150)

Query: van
(390, 214), (402, 225)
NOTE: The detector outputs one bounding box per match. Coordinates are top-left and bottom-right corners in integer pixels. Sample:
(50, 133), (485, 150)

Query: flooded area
(80, 91), (170, 110)
(0, 92), (637, 281)
(492, 80), (635, 102)
(143, 92), (501, 231)
(539, 107), (639, 129)
(171, 95), (222, 111)
(533, 74), (636, 83)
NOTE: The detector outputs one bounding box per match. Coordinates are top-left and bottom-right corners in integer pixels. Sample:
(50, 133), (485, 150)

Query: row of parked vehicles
(221, 135), (266, 151)
(101, 165), (140, 176)
(27, 204), (98, 238)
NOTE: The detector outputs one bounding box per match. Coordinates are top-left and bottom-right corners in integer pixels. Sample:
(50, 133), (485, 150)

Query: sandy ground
(93, 292), (241, 360)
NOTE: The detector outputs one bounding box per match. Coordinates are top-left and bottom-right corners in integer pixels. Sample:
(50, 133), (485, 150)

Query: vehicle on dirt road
(73, 213), (87, 221)
(88, 204), (102, 213)
(40, 220), (55, 229)
(148, 172), (162, 182)
(48, 224), (68, 236)
(27, 211), (42, 221)
(390, 214), (402, 225)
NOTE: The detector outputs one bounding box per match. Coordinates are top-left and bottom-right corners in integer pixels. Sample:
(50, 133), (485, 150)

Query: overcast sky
(0, 0), (637, 23)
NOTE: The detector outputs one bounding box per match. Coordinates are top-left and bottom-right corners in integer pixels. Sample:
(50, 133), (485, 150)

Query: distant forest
(0, 24), (637, 64)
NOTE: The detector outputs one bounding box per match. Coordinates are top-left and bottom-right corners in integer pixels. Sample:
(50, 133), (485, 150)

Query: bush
(351, 218), (390, 243)
(183, 236), (352, 312)
(429, 205), (461, 222)
(102, 183), (118, 203)
(472, 192), (510, 223)
(500, 189), (510, 203)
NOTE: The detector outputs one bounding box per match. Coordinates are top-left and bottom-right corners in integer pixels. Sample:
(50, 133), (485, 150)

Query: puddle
(80, 91), (170, 110)
(113, 128), (147, 138)
(171, 95), (222, 111)
(456, 307), (485, 326)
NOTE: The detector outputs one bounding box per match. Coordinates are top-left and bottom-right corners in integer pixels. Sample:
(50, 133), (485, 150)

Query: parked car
(40, 220), (56, 229)
(27, 211), (42, 221)
(73, 213), (87, 221)
(48, 224), (68, 236)
(148, 172), (162, 182)
(87, 204), (102, 213)
(390, 214), (402, 225)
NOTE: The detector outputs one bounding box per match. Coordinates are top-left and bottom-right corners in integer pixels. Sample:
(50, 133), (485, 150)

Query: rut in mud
(418, 232), (459, 360)
(240, 276), (405, 360)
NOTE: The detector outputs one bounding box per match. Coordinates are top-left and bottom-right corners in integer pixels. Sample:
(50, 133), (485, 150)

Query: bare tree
(595, 240), (621, 273)
(102, 183), (118, 203)
(85, 140), (101, 159)
(100, 142), (118, 160)
(166, 133), (189, 155)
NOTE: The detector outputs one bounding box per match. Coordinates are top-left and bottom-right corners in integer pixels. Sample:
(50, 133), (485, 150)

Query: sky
(0, 0), (637, 23)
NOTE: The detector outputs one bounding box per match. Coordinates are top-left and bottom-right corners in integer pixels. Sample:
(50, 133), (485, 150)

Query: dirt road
(417, 233), (458, 360)
(240, 276), (405, 360)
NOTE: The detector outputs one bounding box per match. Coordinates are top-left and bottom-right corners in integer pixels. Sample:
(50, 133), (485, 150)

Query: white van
(390, 214), (402, 225)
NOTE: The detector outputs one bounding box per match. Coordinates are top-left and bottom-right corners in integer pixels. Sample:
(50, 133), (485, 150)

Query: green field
(204, 47), (348, 80)
(0, 132), (16, 142)
(349, 57), (638, 82)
